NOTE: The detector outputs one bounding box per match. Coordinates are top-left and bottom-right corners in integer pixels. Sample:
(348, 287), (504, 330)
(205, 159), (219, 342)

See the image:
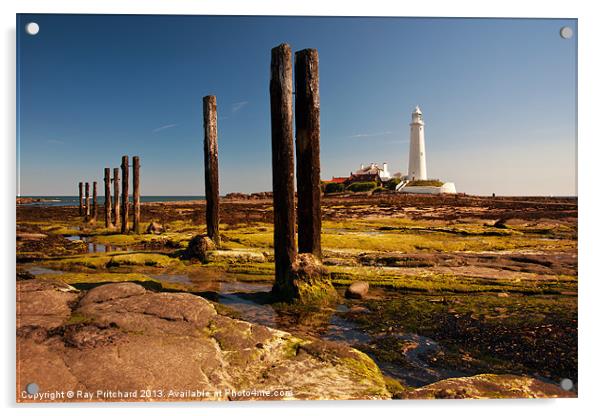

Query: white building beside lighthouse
(408, 105), (427, 180)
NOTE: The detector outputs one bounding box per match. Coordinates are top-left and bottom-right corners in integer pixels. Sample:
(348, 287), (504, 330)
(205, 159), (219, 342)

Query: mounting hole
(560, 26), (573, 39)
(560, 378), (573, 391)
(26, 383), (39, 395)
(25, 22), (40, 36)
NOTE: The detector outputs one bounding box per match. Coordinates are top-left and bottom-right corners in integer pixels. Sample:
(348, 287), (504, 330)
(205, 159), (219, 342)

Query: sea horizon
(16, 195), (207, 207)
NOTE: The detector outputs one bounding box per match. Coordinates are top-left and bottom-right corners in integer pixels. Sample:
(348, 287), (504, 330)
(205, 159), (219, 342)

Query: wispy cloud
(349, 131), (393, 139)
(152, 123), (178, 133)
(232, 101), (249, 113)
(46, 139), (65, 145)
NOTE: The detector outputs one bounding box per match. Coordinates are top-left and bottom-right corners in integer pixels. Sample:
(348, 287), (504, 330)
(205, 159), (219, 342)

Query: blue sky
(17, 15), (577, 196)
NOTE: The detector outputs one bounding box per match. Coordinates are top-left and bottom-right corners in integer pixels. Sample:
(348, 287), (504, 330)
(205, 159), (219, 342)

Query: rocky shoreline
(17, 279), (573, 402)
(16, 194), (578, 401)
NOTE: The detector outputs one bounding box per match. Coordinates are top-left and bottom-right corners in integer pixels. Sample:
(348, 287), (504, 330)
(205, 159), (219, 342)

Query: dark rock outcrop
(146, 221), (165, 234)
(183, 234), (216, 263)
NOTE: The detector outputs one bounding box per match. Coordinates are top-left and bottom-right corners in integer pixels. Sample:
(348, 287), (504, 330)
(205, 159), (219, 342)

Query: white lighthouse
(408, 106), (427, 181)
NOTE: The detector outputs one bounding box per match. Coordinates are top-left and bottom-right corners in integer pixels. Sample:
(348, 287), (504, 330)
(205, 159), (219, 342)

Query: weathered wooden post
(92, 181), (98, 221)
(203, 96), (220, 246)
(270, 43), (297, 297)
(84, 182), (90, 221)
(121, 156), (129, 233)
(113, 168), (120, 228)
(78, 182), (84, 216)
(133, 156), (141, 234)
(104, 168), (112, 227)
(295, 48), (322, 259)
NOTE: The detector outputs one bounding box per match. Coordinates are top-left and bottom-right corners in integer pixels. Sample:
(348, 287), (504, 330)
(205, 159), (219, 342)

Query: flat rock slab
(402, 374), (575, 399)
(17, 280), (79, 330)
(17, 280), (390, 402)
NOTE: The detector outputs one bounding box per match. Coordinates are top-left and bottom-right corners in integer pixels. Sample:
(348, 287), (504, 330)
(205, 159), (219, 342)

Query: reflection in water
(151, 273), (192, 285)
(372, 333), (463, 387)
(196, 279), (373, 345)
(65, 235), (130, 253)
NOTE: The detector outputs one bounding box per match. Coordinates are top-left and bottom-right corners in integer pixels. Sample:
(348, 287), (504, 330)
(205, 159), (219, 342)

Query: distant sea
(17, 196), (205, 207)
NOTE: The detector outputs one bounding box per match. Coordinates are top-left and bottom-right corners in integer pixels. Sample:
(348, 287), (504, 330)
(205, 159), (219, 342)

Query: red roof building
(325, 177), (347, 184)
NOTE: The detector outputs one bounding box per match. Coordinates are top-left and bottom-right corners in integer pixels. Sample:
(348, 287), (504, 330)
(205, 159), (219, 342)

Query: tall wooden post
(270, 43), (297, 296)
(104, 168), (112, 227)
(78, 182), (84, 216)
(203, 96), (220, 246)
(84, 182), (90, 221)
(113, 168), (120, 228)
(92, 181), (98, 221)
(295, 48), (322, 259)
(121, 156), (129, 233)
(133, 156), (141, 234)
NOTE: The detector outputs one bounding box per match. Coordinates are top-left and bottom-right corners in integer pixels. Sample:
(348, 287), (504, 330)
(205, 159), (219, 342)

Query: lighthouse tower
(408, 106), (427, 180)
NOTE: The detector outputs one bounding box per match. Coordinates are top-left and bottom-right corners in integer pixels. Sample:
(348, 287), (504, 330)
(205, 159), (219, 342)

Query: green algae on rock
(41, 253), (182, 271)
(272, 253), (339, 305)
(107, 253), (180, 267)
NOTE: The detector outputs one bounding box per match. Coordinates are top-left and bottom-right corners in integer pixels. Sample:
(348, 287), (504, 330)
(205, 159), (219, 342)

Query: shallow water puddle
(66, 235), (130, 253)
(27, 266), (63, 276)
(373, 333), (463, 386)
(150, 273), (192, 285)
(217, 282), (279, 327)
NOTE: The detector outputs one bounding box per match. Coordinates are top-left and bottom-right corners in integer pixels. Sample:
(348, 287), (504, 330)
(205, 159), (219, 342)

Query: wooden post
(84, 182), (90, 221)
(270, 43), (297, 295)
(92, 181), (98, 221)
(121, 156), (129, 233)
(78, 182), (83, 216)
(104, 168), (112, 227)
(295, 48), (322, 259)
(203, 96), (220, 246)
(113, 168), (120, 228)
(133, 156), (141, 234)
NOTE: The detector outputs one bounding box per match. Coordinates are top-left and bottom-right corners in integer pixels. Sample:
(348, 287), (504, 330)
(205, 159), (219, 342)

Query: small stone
(345, 281), (369, 299)
(497, 292), (510, 298)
